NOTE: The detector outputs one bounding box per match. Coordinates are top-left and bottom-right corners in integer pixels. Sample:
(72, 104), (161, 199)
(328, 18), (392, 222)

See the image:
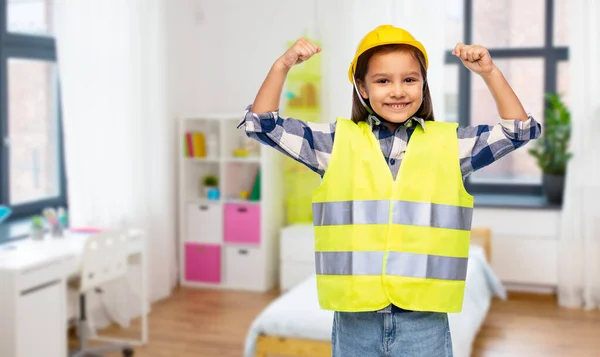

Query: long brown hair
(350, 44), (434, 123)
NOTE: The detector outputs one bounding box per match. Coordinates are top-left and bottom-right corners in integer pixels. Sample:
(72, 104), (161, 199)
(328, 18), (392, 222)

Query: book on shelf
(249, 169), (261, 201)
(183, 131), (206, 158)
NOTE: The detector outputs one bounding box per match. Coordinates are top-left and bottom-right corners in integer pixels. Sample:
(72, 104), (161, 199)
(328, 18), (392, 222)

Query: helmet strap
(352, 74), (385, 126)
(352, 76), (374, 115)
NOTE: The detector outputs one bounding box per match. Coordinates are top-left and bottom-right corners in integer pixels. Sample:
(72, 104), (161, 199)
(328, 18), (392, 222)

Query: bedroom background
(1, 0), (599, 356)
(167, 0), (594, 299)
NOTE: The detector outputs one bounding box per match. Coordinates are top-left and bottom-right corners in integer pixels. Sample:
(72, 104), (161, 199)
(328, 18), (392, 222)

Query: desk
(0, 229), (147, 357)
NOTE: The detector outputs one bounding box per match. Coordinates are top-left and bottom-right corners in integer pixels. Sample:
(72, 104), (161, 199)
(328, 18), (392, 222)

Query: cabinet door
(224, 246), (263, 290)
(185, 243), (221, 284)
(17, 280), (66, 357)
(224, 204), (260, 244)
(186, 203), (222, 244)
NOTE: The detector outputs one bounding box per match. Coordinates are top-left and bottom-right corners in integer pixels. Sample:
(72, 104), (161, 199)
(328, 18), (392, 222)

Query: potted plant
(528, 93), (572, 204)
(201, 175), (220, 200)
(30, 215), (45, 240)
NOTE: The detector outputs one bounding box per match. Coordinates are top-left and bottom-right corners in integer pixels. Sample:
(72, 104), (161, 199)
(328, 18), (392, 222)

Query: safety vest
(311, 118), (474, 313)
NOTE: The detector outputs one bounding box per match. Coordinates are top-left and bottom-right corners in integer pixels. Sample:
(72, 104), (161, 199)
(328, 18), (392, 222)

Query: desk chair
(69, 230), (134, 357)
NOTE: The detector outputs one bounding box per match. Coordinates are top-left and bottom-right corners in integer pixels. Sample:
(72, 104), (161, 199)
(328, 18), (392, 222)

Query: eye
(405, 78), (418, 83)
(376, 79), (389, 84)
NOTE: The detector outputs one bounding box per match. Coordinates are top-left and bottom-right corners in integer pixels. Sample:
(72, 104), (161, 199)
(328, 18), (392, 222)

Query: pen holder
(51, 222), (64, 238)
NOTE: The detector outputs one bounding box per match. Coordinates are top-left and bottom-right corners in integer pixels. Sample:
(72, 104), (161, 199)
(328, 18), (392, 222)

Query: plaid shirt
(238, 105), (542, 180)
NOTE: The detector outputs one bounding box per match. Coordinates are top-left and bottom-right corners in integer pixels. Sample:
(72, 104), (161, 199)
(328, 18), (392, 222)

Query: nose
(390, 82), (405, 98)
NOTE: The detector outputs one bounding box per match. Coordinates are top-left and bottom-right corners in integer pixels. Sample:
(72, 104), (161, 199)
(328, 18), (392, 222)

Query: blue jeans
(331, 310), (453, 357)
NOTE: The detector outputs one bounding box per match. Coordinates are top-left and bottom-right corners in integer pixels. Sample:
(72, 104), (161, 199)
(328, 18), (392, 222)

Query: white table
(0, 229), (148, 357)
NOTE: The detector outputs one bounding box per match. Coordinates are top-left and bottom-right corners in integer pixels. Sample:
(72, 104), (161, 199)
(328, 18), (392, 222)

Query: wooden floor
(84, 287), (600, 357)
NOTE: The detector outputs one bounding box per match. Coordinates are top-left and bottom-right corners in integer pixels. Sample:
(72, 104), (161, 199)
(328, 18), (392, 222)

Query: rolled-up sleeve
(498, 115), (542, 141)
(237, 105), (278, 133)
(237, 105), (336, 176)
(457, 115), (542, 178)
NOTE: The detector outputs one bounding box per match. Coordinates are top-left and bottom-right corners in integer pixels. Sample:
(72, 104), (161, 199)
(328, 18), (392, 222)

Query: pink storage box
(224, 203), (260, 244)
(185, 243), (221, 283)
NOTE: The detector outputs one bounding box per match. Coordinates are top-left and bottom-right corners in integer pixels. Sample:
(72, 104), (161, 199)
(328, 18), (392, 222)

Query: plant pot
(543, 173), (565, 204)
(30, 227), (45, 240)
(203, 186), (220, 200)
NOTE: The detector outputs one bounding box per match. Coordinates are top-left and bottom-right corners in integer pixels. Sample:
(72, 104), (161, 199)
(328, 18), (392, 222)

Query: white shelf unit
(178, 115), (285, 292)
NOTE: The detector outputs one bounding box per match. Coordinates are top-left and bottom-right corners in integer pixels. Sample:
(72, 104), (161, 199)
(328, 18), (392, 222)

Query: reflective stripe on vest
(313, 200), (472, 231)
(315, 251), (468, 280)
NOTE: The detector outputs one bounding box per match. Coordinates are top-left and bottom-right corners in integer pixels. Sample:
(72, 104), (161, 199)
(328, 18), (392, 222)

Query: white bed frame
(255, 227), (492, 357)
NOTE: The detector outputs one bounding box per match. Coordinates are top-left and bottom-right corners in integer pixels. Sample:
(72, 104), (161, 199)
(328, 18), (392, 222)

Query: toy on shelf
(233, 136), (259, 158)
(232, 149), (249, 157)
(229, 166), (260, 202)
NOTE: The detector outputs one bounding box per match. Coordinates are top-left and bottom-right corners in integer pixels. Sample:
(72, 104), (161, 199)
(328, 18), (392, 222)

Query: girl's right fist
(278, 38), (321, 69)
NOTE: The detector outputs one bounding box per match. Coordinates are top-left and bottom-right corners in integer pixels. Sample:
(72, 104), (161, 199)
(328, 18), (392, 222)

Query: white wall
(165, 0), (445, 121)
(165, 0), (561, 292)
(166, 0), (321, 118)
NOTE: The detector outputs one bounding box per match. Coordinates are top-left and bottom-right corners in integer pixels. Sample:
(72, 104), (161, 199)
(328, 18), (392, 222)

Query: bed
(244, 228), (506, 357)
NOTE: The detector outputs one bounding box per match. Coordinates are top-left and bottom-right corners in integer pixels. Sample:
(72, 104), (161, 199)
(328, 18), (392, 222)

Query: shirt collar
(367, 114), (427, 132)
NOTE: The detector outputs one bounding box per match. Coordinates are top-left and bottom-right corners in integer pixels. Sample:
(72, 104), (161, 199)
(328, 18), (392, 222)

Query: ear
(357, 80), (369, 100)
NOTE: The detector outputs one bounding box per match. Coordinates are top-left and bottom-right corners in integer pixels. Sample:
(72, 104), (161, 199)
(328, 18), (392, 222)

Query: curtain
(557, 0), (600, 310)
(53, 0), (177, 328)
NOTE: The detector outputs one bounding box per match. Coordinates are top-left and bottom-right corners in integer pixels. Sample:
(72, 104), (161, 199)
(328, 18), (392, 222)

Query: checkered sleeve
(237, 105), (335, 176)
(457, 115), (542, 179)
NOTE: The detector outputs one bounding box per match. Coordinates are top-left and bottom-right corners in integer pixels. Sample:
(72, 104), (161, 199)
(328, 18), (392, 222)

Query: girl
(239, 25), (540, 356)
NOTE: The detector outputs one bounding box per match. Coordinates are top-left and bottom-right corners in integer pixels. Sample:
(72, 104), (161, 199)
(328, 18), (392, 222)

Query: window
(445, 0), (569, 195)
(1, 0), (66, 221)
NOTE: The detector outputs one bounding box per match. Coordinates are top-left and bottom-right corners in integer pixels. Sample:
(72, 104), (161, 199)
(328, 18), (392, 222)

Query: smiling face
(358, 50), (424, 125)
(351, 44), (433, 129)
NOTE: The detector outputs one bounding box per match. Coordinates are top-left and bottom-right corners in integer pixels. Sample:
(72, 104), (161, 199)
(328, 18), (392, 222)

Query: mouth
(384, 103), (410, 110)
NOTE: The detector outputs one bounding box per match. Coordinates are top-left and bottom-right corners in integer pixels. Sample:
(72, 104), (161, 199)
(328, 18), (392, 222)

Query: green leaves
(203, 175), (219, 187)
(528, 93), (572, 175)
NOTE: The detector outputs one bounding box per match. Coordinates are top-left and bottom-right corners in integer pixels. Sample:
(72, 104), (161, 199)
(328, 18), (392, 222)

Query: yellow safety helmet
(348, 25), (428, 84)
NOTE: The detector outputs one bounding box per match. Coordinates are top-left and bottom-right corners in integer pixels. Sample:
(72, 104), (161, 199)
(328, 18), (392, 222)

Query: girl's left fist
(452, 43), (495, 76)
